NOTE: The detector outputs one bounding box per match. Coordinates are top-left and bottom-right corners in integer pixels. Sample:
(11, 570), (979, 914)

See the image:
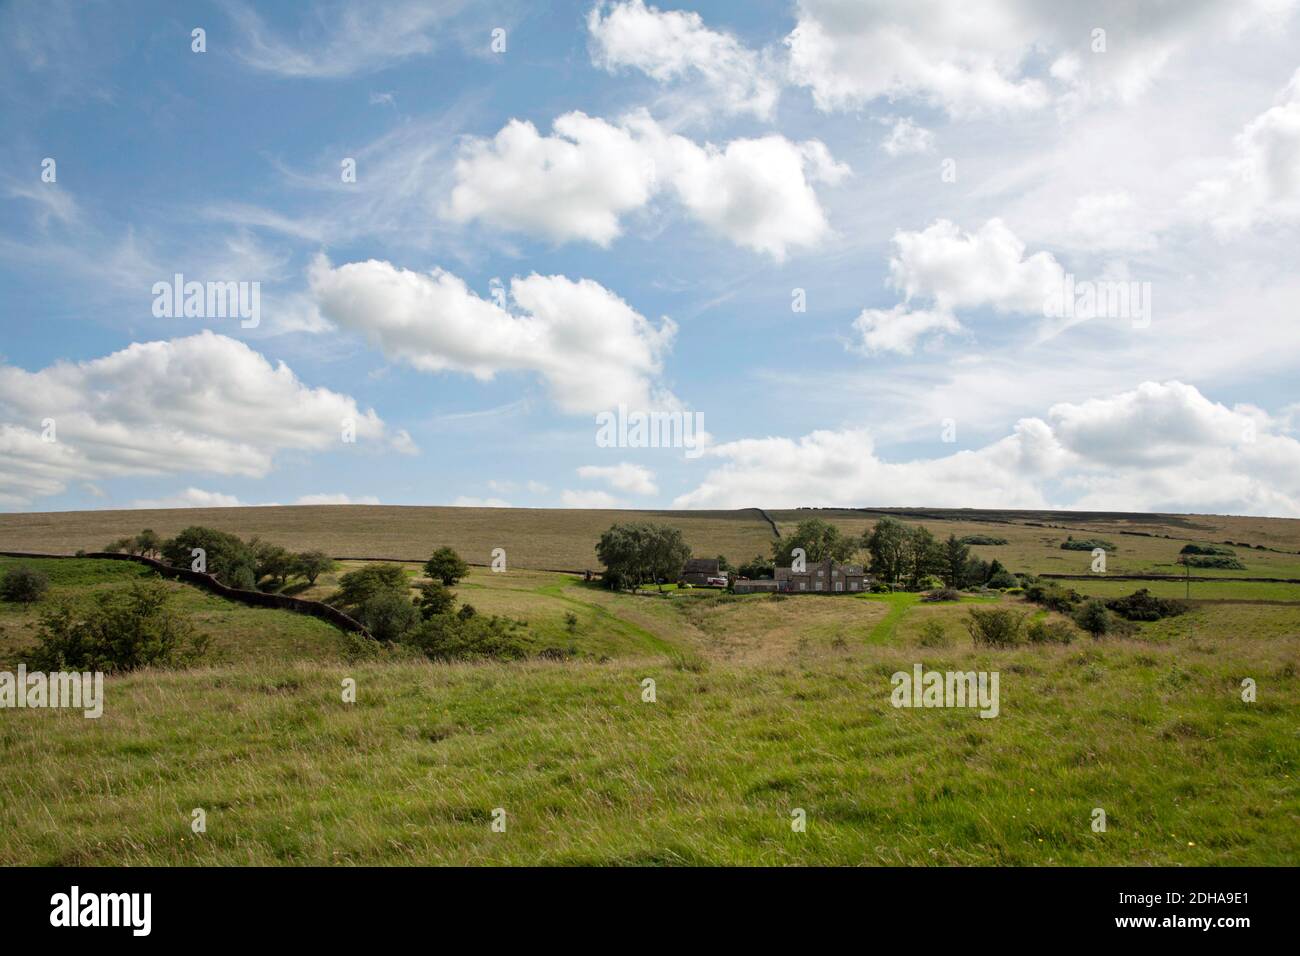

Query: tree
(161, 527), (256, 589)
(646, 526), (691, 592)
(774, 518), (856, 566)
(596, 523), (690, 592)
(865, 517), (909, 585)
(331, 563), (409, 611)
(737, 554), (775, 579)
(294, 550), (337, 585)
(250, 539), (296, 588)
(424, 546), (469, 586)
(415, 580), (456, 619)
(941, 534), (970, 588)
(0, 565), (49, 604)
(103, 537), (133, 554)
(901, 525), (944, 590)
(132, 529), (162, 558)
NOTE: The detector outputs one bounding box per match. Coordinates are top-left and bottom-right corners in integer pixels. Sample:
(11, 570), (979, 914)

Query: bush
(356, 590), (421, 642)
(1023, 582), (1083, 613)
(964, 607), (1026, 647)
(1182, 555), (1246, 570)
(918, 620), (950, 647)
(922, 588), (961, 602)
(1180, 543), (1235, 556)
(424, 546), (470, 586)
(22, 581), (206, 673)
(1106, 588), (1189, 622)
(986, 569), (1020, 589)
(960, 535), (1009, 546)
(1060, 537), (1116, 552)
(405, 612), (529, 662)
(0, 565), (49, 604)
(1074, 599), (1114, 638)
(564, 611), (579, 633)
(414, 580), (456, 619)
(1027, 618), (1076, 644)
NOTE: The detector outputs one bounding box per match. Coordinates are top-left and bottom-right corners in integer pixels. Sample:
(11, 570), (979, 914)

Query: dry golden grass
(0, 505), (777, 571)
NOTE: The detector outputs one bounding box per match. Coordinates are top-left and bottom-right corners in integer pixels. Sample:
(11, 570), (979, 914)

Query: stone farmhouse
(732, 559), (870, 595)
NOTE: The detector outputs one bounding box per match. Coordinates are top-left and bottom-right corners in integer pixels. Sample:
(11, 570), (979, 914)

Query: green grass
(0, 556), (355, 668)
(1, 557), (1297, 866)
(1, 639), (1295, 865)
(1067, 577), (1300, 602)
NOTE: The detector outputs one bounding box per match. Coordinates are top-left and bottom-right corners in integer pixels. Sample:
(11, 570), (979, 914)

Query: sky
(2, 0), (1299, 517)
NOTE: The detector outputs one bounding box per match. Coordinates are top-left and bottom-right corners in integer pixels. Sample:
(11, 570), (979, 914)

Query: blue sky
(3, 0), (1300, 516)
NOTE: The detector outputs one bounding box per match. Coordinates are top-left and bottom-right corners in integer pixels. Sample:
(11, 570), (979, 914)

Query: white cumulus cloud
(587, 0), (780, 119)
(309, 255), (679, 414)
(445, 110), (847, 259)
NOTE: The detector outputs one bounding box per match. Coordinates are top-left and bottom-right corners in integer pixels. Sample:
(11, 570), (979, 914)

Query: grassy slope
(0, 557), (357, 669)
(0, 558), (1297, 865)
(1, 638), (1295, 866)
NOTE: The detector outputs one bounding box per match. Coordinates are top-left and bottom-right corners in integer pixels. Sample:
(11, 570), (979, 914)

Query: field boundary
(0, 550), (371, 637)
(1040, 572), (1300, 583)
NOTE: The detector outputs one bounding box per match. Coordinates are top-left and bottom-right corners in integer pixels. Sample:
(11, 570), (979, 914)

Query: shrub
(424, 546), (470, 586)
(1106, 588), (1188, 622)
(356, 589), (421, 642)
(964, 607), (1026, 647)
(1180, 543), (1235, 556)
(918, 620), (950, 647)
(103, 537), (133, 554)
(1182, 555), (1246, 570)
(922, 588), (961, 602)
(414, 580), (456, 619)
(0, 565), (49, 604)
(564, 611), (579, 633)
(1027, 618), (1076, 644)
(959, 535), (1009, 546)
(1074, 599), (1114, 638)
(22, 580), (206, 673)
(1023, 582), (1082, 613)
(405, 612), (529, 662)
(986, 568), (1020, 589)
(1060, 537), (1116, 552)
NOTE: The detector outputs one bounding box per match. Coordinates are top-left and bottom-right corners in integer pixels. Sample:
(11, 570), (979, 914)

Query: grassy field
(1, 627), (1295, 865)
(1, 505), (1298, 866)
(0, 505), (778, 571)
